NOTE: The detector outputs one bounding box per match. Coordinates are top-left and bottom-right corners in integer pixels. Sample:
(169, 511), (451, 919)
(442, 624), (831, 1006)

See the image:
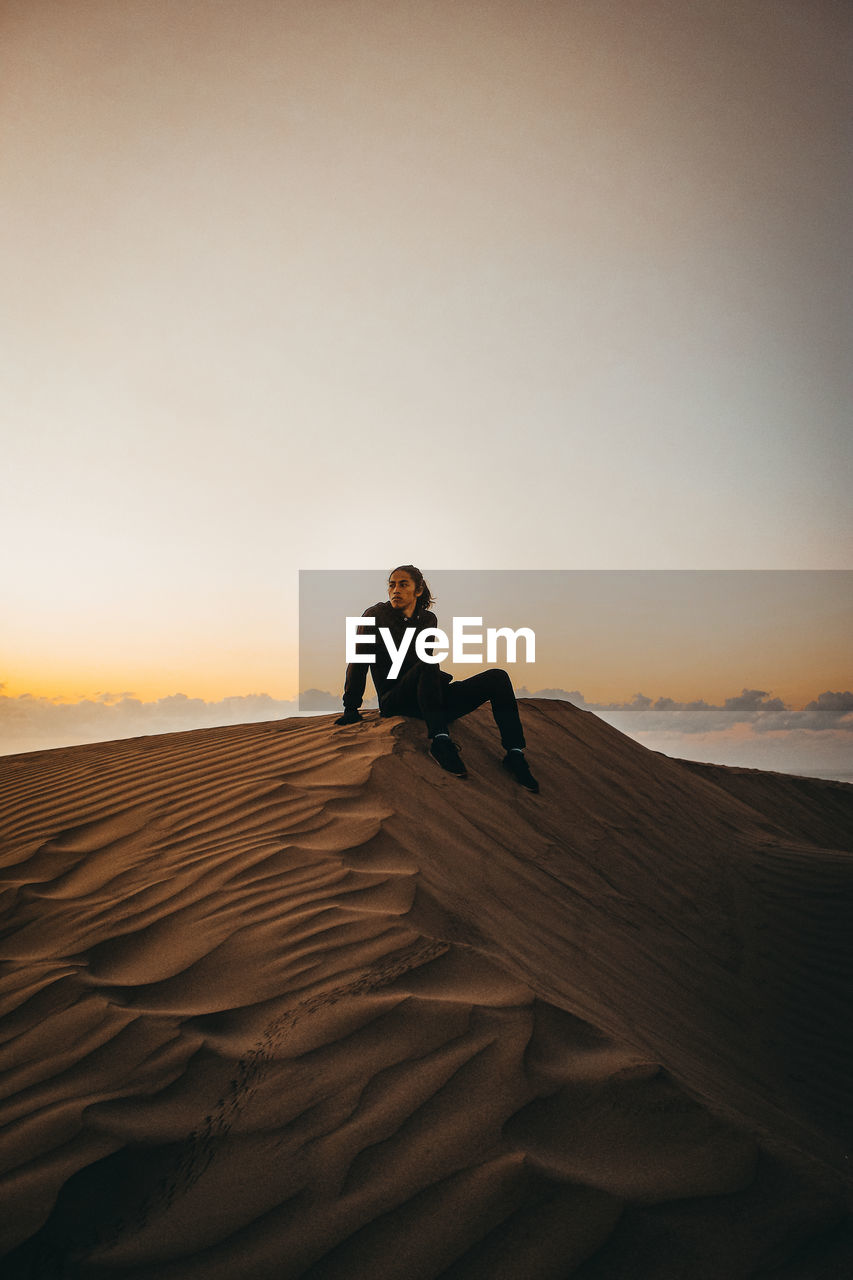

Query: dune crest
(1, 701), (851, 1277)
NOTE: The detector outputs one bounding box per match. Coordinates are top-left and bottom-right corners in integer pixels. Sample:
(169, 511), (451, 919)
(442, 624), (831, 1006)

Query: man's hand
(334, 708), (363, 725)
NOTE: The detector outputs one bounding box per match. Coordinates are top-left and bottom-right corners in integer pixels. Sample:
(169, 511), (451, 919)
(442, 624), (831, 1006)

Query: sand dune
(1, 699), (851, 1277)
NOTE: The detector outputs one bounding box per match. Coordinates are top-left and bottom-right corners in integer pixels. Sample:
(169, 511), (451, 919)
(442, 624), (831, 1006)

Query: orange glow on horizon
(2, 650), (300, 706)
(3, 663), (846, 713)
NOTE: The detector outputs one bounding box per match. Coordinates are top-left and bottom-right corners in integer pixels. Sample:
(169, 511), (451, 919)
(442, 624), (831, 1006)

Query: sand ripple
(1, 703), (851, 1276)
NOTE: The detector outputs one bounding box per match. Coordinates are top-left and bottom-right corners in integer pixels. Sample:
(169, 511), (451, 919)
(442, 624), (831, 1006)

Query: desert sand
(1, 698), (851, 1278)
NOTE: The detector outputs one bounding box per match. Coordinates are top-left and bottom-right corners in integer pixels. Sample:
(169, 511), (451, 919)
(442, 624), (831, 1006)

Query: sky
(2, 1), (851, 772)
(300, 571), (852, 707)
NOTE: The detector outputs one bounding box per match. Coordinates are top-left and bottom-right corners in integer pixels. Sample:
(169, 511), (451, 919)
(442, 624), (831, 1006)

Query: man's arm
(418, 610), (440, 659)
(336, 606), (378, 724)
(419, 609), (453, 685)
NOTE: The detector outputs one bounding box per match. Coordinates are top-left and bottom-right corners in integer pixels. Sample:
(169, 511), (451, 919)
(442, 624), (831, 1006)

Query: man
(334, 565), (539, 792)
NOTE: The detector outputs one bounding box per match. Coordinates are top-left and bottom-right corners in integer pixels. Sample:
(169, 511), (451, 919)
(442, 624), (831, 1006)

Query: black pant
(379, 663), (526, 750)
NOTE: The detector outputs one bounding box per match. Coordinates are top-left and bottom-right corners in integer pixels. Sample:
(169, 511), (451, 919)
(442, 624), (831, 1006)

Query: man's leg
(381, 664), (466, 776)
(443, 668), (525, 751)
(444, 669), (538, 789)
(380, 662), (450, 739)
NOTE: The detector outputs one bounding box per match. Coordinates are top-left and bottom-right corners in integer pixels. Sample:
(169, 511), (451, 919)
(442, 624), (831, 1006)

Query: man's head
(388, 565), (432, 618)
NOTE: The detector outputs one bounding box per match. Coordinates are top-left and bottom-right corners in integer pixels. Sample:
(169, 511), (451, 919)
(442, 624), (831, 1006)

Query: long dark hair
(388, 564), (434, 616)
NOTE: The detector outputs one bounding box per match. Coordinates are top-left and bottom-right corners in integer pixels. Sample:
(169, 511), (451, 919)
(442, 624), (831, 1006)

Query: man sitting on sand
(334, 564), (539, 792)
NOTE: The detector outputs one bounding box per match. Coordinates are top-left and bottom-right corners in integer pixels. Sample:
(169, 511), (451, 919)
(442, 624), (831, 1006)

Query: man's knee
(487, 667), (514, 690)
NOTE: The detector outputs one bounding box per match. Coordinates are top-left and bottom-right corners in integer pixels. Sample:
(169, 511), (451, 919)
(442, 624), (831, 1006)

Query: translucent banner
(299, 569), (853, 718)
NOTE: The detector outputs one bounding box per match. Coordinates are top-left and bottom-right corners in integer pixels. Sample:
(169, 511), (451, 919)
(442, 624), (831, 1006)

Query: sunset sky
(301, 570), (853, 706)
(2, 1), (851, 769)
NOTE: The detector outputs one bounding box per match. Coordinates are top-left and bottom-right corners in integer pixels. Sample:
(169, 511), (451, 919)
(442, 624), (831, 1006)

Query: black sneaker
(502, 751), (539, 793)
(430, 736), (467, 777)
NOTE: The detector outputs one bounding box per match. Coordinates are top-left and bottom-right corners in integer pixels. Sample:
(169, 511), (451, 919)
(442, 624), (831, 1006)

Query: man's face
(388, 572), (423, 617)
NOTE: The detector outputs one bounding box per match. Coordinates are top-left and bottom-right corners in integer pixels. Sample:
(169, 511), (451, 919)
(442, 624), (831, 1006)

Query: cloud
(753, 691), (853, 734)
(516, 687), (585, 705)
(3, 685), (851, 783)
(0, 691), (307, 756)
(299, 688), (342, 711)
(520, 687), (853, 736)
(601, 693), (653, 711)
(723, 689), (786, 714)
(633, 725), (853, 784)
(809, 691), (853, 713)
(515, 687), (853, 781)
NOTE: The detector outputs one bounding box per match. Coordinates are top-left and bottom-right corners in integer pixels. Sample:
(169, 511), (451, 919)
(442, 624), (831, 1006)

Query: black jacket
(343, 600), (452, 710)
